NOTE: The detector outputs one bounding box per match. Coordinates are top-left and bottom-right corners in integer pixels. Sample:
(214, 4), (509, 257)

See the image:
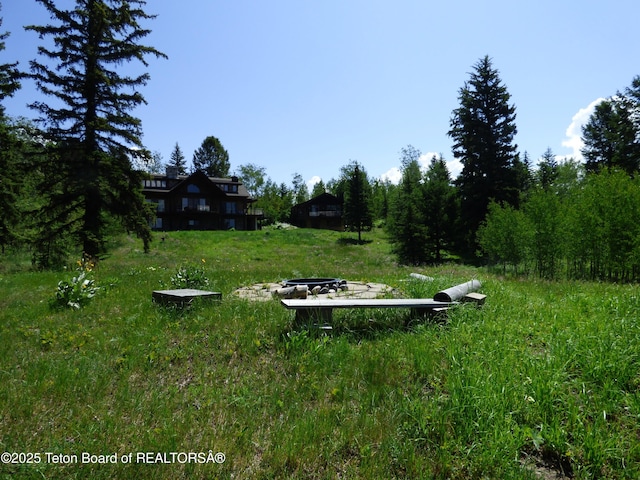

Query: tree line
(1, 2), (639, 279)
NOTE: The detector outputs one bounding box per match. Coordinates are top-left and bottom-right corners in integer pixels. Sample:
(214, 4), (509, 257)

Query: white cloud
(560, 98), (606, 161)
(380, 167), (401, 184)
(306, 175), (322, 192)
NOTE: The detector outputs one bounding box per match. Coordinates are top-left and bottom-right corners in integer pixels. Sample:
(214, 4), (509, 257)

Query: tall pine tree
(448, 55), (520, 254)
(342, 161), (372, 242)
(423, 155), (456, 262)
(581, 95), (640, 176)
(169, 142), (187, 175)
(387, 146), (428, 264)
(0, 4), (22, 253)
(25, 0), (166, 264)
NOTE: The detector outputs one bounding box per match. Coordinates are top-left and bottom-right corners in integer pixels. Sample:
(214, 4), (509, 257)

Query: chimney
(166, 165), (179, 179)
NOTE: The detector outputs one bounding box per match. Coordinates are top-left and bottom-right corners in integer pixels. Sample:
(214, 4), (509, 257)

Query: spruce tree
(537, 147), (559, 190)
(0, 5), (22, 253)
(423, 155), (456, 262)
(387, 145), (428, 264)
(0, 3), (20, 114)
(25, 0), (166, 263)
(581, 96), (640, 176)
(169, 142), (187, 175)
(342, 161), (372, 242)
(448, 55), (519, 254)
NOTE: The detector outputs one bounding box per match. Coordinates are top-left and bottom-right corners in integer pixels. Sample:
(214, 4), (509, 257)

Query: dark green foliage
(168, 142), (187, 175)
(192, 135), (230, 177)
(581, 96), (640, 176)
(0, 4), (20, 115)
(342, 161), (373, 242)
(387, 148), (457, 265)
(387, 146), (428, 264)
(0, 120), (20, 253)
(25, 0), (166, 263)
(422, 155), (456, 262)
(370, 178), (394, 224)
(448, 56), (521, 254)
(536, 148), (558, 190)
(310, 178), (326, 198)
(0, 6), (22, 253)
(256, 179), (294, 225)
(291, 172), (309, 204)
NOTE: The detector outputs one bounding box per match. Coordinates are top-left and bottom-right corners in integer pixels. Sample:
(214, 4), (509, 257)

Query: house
(142, 167), (262, 231)
(290, 192), (343, 231)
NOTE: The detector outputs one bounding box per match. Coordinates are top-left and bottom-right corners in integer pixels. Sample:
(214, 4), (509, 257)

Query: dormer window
(217, 183), (238, 193)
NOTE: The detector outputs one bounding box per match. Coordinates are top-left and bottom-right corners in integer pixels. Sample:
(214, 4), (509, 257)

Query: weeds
(50, 256), (101, 309)
(169, 259), (210, 289)
(1, 230), (640, 479)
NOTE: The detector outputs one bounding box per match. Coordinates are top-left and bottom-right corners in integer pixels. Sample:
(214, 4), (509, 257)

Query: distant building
(142, 167), (262, 231)
(290, 192), (343, 231)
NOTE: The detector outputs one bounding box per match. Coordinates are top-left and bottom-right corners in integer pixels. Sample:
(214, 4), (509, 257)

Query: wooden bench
(281, 298), (456, 326)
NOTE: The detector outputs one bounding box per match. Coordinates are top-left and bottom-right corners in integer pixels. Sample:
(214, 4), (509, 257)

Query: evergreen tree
(371, 178), (393, 223)
(0, 5), (22, 253)
(387, 145), (428, 264)
(310, 179), (326, 198)
(25, 0), (166, 263)
(0, 3), (20, 114)
(536, 147), (558, 190)
(169, 142), (187, 175)
(342, 161), (373, 242)
(192, 135), (229, 177)
(291, 173), (308, 204)
(581, 96), (640, 176)
(448, 55), (520, 254)
(423, 155), (456, 262)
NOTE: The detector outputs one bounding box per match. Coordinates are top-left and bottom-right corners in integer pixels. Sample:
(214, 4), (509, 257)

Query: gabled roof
(293, 192), (340, 208)
(142, 170), (254, 200)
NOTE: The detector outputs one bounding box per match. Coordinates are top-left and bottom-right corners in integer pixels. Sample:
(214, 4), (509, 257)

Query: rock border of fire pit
(233, 281), (396, 302)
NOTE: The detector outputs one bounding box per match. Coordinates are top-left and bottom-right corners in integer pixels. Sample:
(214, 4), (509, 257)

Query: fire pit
(283, 278), (346, 292)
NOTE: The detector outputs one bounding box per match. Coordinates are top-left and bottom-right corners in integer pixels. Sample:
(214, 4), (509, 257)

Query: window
(224, 202), (238, 214)
(182, 197), (210, 212)
(187, 184), (200, 193)
(143, 179), (166, 188)
(217, 183), (238, 193)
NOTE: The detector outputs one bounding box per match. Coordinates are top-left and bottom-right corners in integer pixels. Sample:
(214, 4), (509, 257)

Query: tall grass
(1, 228), (639, 478)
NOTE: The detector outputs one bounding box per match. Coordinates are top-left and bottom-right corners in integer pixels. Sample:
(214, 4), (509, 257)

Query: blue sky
(2, 0), (639, 189)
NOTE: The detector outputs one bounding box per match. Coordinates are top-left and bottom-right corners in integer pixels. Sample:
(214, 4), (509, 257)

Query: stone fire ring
(233, 280), (396, 302)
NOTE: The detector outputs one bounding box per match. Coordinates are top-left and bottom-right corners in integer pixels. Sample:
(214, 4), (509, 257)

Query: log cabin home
(142, 166), (262, 231)
(290, 192), (344, 231)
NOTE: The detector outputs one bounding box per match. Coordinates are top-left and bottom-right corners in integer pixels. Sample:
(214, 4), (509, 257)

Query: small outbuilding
(290, 192), (343, 231)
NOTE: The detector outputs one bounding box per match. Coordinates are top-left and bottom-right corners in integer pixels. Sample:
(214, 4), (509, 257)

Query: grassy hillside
(1, 228), (639, 479)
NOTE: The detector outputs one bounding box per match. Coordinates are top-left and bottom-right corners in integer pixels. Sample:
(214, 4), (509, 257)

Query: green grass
(1, 228), (640, 478)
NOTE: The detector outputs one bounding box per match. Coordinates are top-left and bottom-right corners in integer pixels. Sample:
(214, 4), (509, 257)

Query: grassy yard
(1, 228), (639, 479)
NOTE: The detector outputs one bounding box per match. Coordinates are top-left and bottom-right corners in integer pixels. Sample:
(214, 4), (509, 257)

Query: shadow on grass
(336, 237), (373, 246)
(282, 308), (450, 343)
